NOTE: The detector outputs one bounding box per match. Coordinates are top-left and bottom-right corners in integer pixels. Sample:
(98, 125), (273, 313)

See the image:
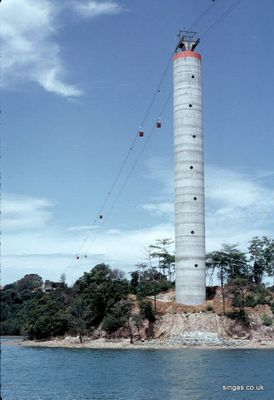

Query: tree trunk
(220, 269), (226, 314)
(127, 321), (133, 344)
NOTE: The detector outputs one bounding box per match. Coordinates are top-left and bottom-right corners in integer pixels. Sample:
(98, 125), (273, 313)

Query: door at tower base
(174, 49), (206, 305)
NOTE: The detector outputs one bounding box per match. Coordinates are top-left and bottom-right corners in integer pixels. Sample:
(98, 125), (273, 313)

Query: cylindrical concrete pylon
(174, 48), (206, 305)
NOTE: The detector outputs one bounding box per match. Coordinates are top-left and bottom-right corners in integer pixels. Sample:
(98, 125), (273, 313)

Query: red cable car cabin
(156, 119), (161, 128)
(139, 129), (144, 137)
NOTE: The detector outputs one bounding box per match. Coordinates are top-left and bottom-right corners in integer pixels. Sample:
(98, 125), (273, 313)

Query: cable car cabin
(139, 130), (144, 137)
(76, 256), (80, 260)
(99, 215), (103, 219)
(156, 119), (161, 128)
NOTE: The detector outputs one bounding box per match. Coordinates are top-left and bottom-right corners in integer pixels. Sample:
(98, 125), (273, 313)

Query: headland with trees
(1, 236), (274, 348)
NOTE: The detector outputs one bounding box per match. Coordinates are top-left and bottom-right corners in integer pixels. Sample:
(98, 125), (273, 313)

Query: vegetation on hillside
(1, 236), (273, 341)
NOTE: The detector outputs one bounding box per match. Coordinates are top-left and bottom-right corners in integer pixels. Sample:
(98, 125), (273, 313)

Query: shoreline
(16, 337), (274, 350)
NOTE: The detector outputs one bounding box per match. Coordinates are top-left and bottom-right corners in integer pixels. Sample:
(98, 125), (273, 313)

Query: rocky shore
(20, 331), (274, 350)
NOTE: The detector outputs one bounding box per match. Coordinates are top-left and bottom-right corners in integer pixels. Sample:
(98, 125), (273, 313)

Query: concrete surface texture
(173, 46), (206, 305)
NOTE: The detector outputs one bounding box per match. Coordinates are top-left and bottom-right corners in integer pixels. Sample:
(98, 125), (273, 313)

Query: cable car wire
(82, 91), (173, 258)
(199, 0), (242, 39)
(188, 0), (221, 31)
(107, 92), (172, 217)
(65, 0), (231, 272)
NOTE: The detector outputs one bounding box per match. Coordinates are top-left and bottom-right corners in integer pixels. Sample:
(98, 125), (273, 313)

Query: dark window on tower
(195, 264), (198, 268)
(190, 166), (193, 169)
(189, 104), (192, 108)
(191, 75), (195, 78)
(193, 197), (197, 200)
(191, 231), (195, 234)
(192, 135), (196, 138)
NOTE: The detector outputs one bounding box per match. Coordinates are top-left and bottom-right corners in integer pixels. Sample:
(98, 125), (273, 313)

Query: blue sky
(1, 0), (274, 285)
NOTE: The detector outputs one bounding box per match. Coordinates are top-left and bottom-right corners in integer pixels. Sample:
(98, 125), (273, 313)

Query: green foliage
(0, 275), (44, 335)
(2, 236), (273, 340)
(23, 291), (68, 339)
(0, 318), (22, 336)
(226, 310), (249, 324)
(139, 300), (156, 322)
(16, 274), (43, 293)
(231, 279), (272, 307)
(68, 297), (88, 343)
(230, 277), (253, 312)
(248, 237), (274, 284)
(252, 284), (272, 305)
(73, 264), (129, 328)
(261, 314), (273, 326)
(130, 271), (139, 294)
(135, 268), (172, 298)
(206, 244), (249, 284)
(102, 315), (124, 333)
(149, 239), (175, 280)
(206, 304), (213, 312)
(102, 299), (132, 333)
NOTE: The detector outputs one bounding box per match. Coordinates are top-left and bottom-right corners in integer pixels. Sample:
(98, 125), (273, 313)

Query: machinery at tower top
(175, 31), (200, 53)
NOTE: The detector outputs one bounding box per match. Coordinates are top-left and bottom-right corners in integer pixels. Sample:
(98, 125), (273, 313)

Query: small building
(43, 280), (64, 293)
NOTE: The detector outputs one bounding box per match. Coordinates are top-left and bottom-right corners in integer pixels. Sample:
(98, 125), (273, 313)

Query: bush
(244, 295), (257, 307)
(101, 315), (124, 333)
(140, 301), (155, 322)
(23, 293), (68, 339)
(102, 299), (132, 334)
(206, 304), (213, 312)
(226, 310), (249, 324)
(261, 314), (273, 326)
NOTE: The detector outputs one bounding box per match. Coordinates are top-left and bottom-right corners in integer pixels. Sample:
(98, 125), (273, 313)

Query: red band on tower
(173, 51), (201, 61)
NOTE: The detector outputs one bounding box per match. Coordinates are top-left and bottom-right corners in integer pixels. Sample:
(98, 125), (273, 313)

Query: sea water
(1, 338), (274, 400)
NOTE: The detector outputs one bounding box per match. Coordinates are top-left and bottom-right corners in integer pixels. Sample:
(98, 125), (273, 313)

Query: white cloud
(2, 164), (274, 285)
(143, 156), (174, 200)
(0, 0), (82, 97)
(2, 194), (55, 231)
(67, 225), (98, 232)
(2, 220), (174, 285)
(143, 157), (274, 249)
(205, 166), (274, 239)
(142, 202), (174, 216)
(72, 1), (123, 18)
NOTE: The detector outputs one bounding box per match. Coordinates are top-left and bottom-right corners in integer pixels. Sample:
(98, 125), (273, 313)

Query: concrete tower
(174, 33), (206, 305)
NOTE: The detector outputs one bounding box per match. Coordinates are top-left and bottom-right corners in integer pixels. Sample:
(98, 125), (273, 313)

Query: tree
(73, 264), (129, 328)
(0, 277), (43, 336)
(149, 239), (175, 280)
(60, 273), (67, 285)
(138, 268), (170, 312)
(139, 300), (156, 322)
(23, 292), (68, 339)
(231, 277), (253, 314)
(69, 297), (87, 343)
(102, 299), (134, 343)
(206, 244), (248, 313)
(130, 271), (139, 294)
(131, 314), (143, 339)
(16, 274), (43, 293)
(248, 237), (274, 284)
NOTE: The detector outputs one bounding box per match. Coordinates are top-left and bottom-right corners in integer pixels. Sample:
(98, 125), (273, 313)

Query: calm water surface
(1, 338), (274, 400)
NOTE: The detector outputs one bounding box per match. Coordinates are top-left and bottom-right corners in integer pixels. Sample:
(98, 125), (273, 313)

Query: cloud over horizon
(0, 0), (123, 98)
(2, 194), (55, 232)
(2, 162), (274, 285)
(72, 1), (123, 18)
